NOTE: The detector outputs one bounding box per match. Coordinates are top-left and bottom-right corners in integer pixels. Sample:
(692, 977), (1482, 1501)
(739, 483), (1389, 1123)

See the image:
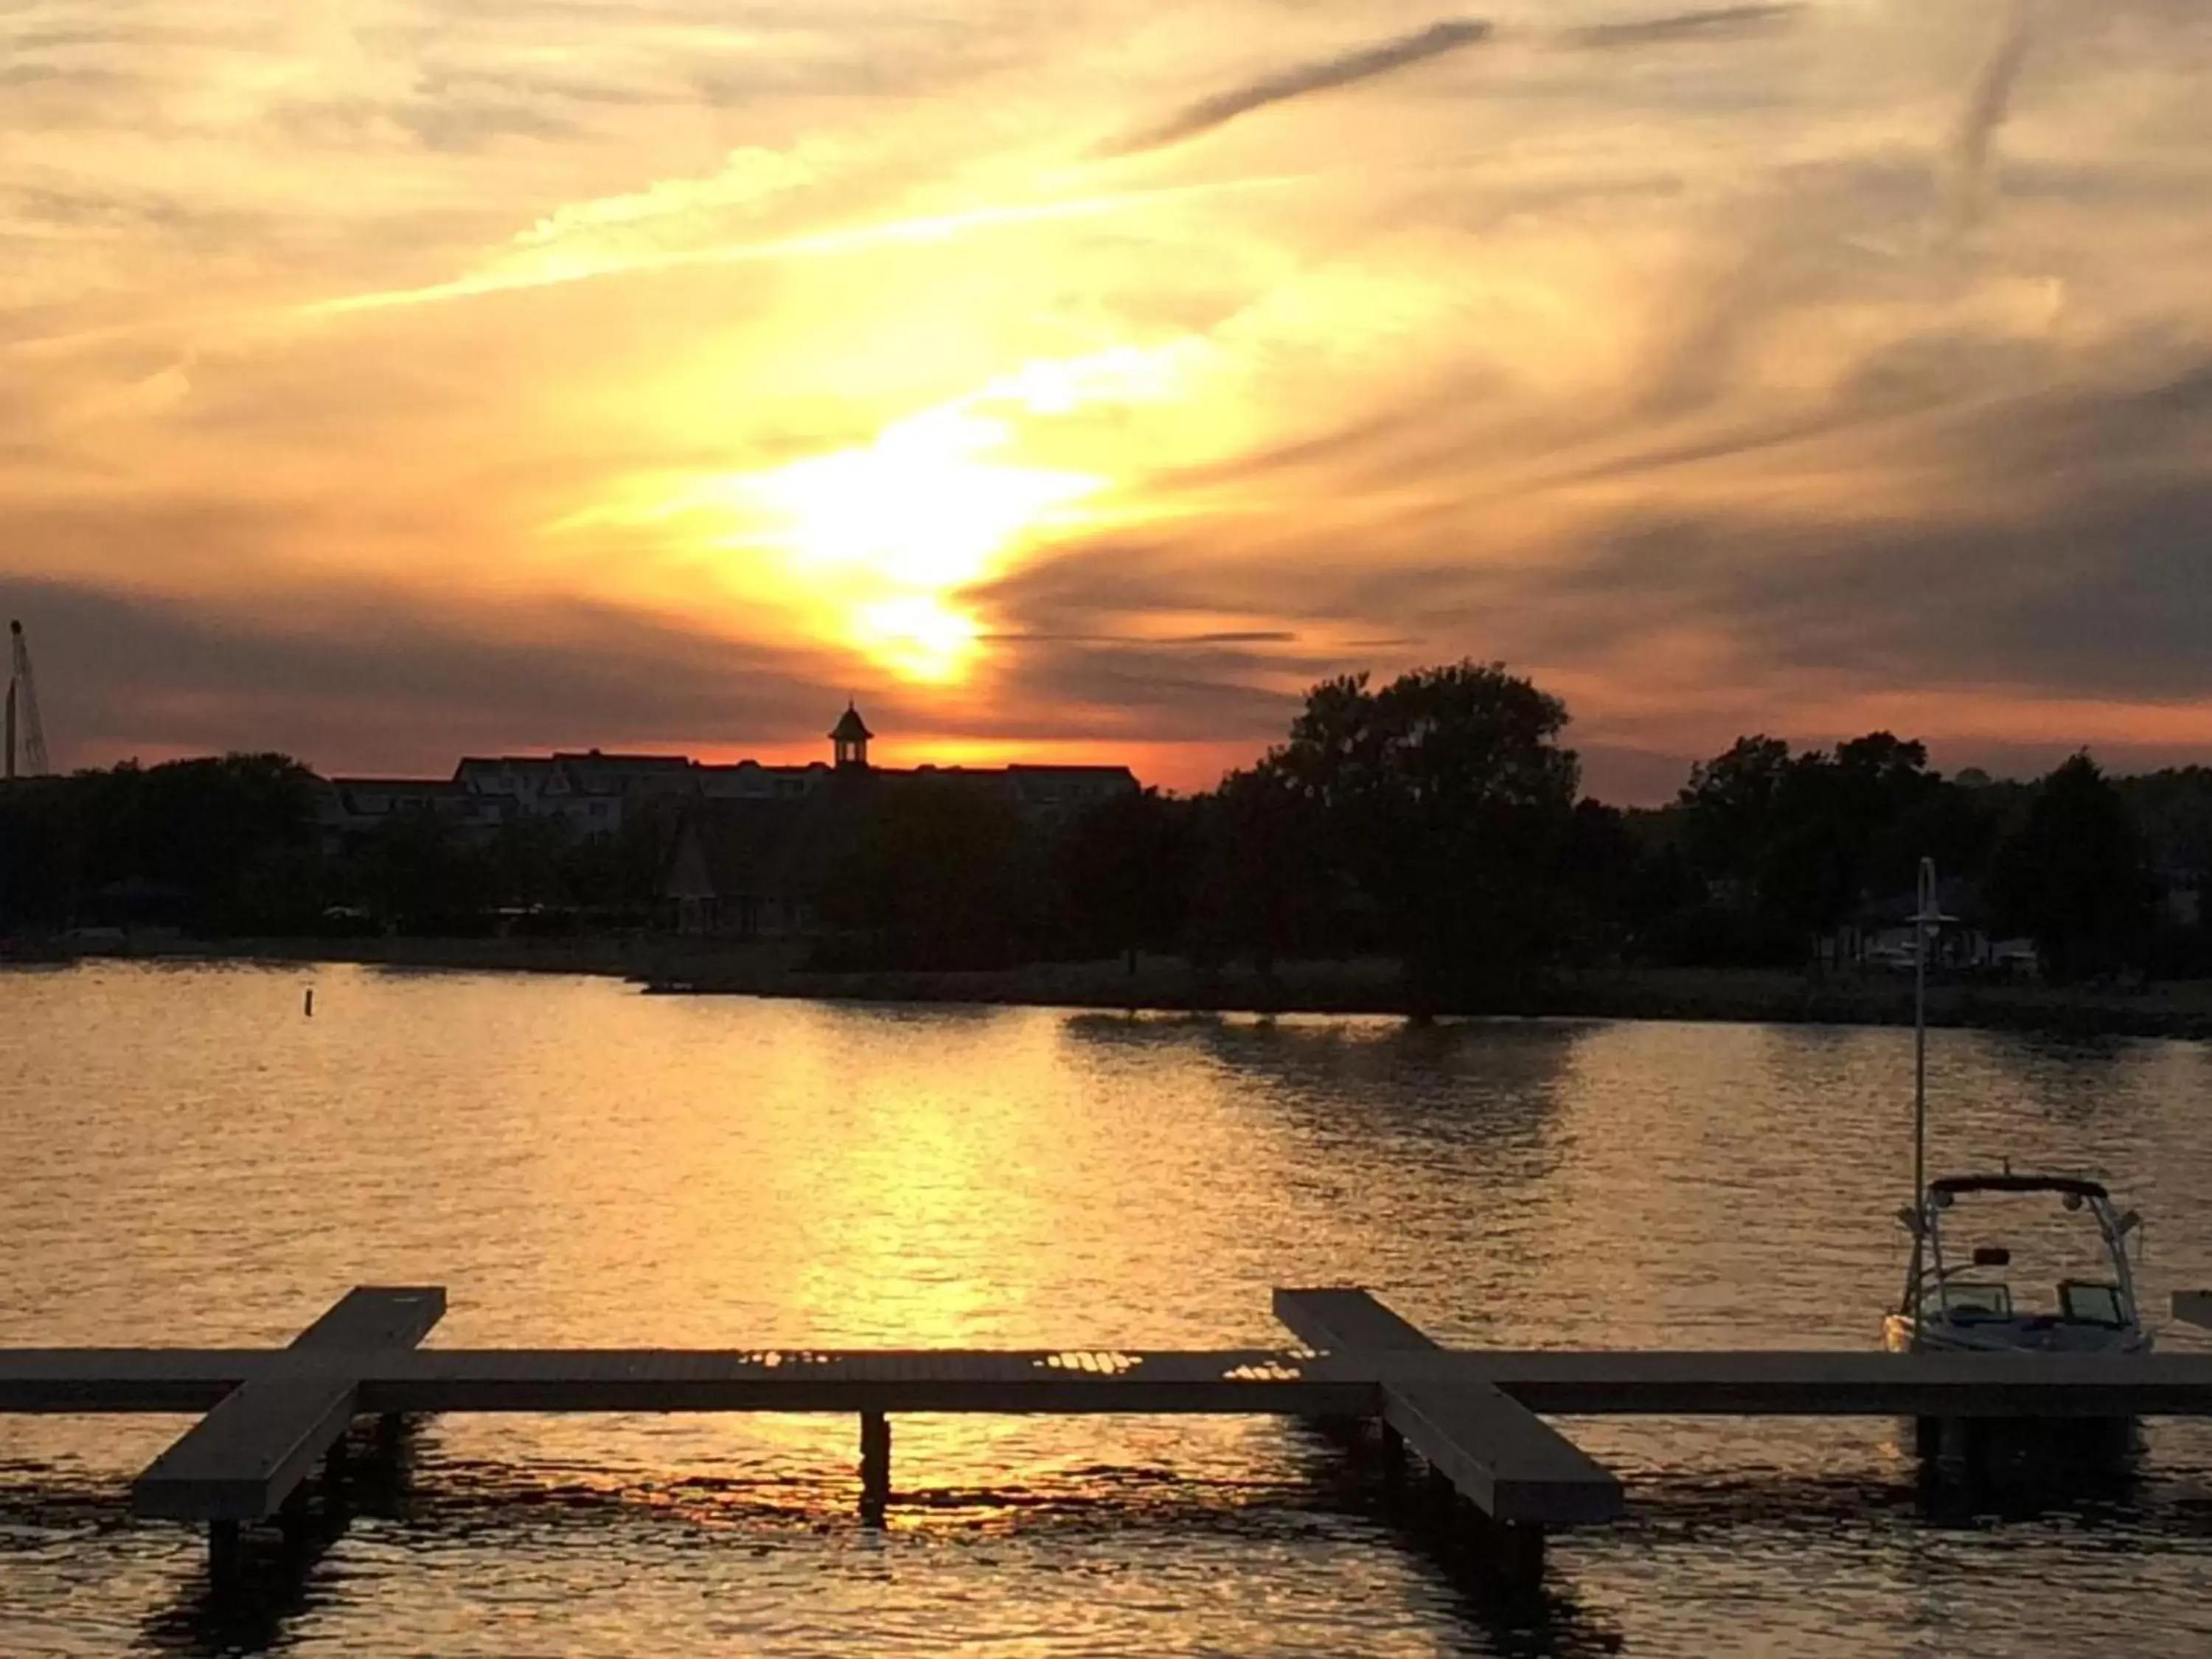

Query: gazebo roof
(829, 702), (874, 742)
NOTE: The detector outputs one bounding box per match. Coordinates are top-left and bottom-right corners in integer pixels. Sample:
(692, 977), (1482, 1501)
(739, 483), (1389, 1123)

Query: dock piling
(1482, 1516), (1545, 1590)
(1380, 1421), (1408, 1489)
(860, 1411), (892, 1517)
(207, 1520), (240, 1586)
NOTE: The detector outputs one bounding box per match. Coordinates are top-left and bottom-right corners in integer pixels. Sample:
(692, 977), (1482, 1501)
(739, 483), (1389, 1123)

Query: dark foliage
(1056, 788), (1200, 967)
(0, 756), (681, 939)
(1253, 661), (1582, 1006)
(1186, 764), (1338, 974)
(816, 780), (1046, 970)
(2, 678), (2199, 991)
(0, 754), (320, 934)
(1989, 755), (2157, 984)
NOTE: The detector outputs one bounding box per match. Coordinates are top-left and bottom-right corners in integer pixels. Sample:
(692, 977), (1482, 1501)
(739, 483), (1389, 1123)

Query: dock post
(860, 1412), (891, 1518)
(1423, 1459), (1456, 1509)
(1487, 1519), (1545, 1590)
(1380, 1422), (1406, 1489)
(1959, 1416), (1994, 1481)
(207, 1520), (241, 1586)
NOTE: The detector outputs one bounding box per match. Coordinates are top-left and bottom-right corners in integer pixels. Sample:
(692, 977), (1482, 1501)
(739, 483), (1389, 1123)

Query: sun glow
(740, 406), (1102, 681)
(757, 408), (1099, 589)
(854, 595), (986, 684)
(565, 344), (1206, 684)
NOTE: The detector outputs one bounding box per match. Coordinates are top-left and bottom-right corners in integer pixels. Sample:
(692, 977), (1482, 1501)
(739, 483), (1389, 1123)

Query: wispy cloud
(1952, 0), (2034, 225)
(1101, 19), (1494, 158)
(1566, 4), (1803, 50)
(1103, 4), (1809, 160)
(512, 145), (823, 251)
(302, 171), (1316, 315)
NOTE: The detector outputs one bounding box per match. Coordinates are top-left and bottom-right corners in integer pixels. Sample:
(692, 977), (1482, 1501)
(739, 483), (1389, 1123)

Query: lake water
(4, 962), (2212, 1658)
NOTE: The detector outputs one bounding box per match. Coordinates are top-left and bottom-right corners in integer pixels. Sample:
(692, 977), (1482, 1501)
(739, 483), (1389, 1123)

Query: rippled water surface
(6, 961), (2212, 1657)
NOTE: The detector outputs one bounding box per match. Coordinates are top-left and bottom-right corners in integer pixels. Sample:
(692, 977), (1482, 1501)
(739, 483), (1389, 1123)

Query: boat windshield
(2059, 1280), (2128, 1327)
(1935, 1280), (2012, 1320)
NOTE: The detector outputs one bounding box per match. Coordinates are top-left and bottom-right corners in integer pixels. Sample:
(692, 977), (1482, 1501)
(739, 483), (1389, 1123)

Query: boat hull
(1885, 1314), (2149, 1470)
(1884, 1312), (2152, 1357)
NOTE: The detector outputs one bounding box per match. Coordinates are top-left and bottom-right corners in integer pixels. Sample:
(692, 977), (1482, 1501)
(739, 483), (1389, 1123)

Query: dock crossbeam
(1273, 1289), (1622, 1585)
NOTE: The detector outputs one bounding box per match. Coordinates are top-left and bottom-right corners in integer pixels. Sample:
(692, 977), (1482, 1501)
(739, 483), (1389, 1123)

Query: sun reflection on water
(14, 970), (2212, 1655)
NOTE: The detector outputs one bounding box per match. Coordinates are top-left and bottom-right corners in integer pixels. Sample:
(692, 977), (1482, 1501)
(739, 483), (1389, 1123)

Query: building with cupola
(312, 704), (1138, 911)
(660, 701), (1139, 938)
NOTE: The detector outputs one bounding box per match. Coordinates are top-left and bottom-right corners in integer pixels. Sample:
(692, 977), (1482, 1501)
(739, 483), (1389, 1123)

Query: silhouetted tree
(0, 779), (77, 933)
(1263, 661), (1582, 1006)
(1671, 731), (2013, 962)
(1992, 754), (2157, 983)
(1057, 788), (1198, 969)
(819, 781), (1044, 969)
(355, 815), (490, 935)
(2123, 768), (2212, 978)
(1678, 735), (1793, 885)
(1557, 799), (1641, 961)
(1189, 764), (1333, 979)
(485, 816), (574, 909)
(54, 754), (321, 932)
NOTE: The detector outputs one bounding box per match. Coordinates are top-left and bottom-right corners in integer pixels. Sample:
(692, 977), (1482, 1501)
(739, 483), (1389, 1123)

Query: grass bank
(653, 956), (2212, 1041)
(57, 936), (2212, 1041)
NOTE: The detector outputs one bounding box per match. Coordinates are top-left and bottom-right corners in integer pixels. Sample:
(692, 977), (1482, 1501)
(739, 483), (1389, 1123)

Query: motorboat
(1885, 1172), (2149, 1355)
(1883, 857), (2150, 1363)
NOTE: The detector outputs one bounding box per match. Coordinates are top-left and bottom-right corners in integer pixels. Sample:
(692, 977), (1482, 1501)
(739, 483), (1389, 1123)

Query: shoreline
(28, 936), (2212, 1041)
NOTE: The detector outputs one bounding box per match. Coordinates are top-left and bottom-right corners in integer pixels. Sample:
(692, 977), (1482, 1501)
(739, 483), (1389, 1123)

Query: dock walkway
(8, 1284), (2212, 1589)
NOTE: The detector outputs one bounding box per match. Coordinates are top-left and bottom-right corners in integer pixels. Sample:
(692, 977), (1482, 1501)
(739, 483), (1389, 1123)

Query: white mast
(1911, 856), (1955, 1213)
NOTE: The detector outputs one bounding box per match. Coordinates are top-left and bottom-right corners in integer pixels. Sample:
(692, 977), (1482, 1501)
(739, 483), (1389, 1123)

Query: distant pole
(304, 987), (316, 1018)
(7, 620), (48, 777)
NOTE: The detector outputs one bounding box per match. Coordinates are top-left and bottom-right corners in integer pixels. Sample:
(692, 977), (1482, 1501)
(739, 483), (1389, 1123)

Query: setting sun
(554, 344), (1217, 685)
(854, 594), (986, 684)
(744, 406), (1102, 681)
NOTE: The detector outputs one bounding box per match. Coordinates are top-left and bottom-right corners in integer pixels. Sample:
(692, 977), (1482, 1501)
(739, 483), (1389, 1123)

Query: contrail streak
(1102, 19), (1494, 158)
(1104, 4), (1807, 159)
(1568, 4), (1802, 49)
(1953, 0), (2033, 223)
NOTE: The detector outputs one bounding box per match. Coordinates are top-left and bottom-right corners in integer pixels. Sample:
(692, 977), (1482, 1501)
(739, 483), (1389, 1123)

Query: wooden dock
(10, 1283), (2212, 1590)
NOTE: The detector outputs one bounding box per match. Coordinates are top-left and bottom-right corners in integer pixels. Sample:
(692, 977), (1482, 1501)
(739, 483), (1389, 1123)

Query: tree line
(2, 661), (2207, 993)
(0, 755), (673, 939)
(826, 663), (2210, 990)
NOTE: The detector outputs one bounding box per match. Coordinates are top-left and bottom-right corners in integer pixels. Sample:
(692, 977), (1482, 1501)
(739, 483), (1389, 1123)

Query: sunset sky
(4, 0), (2208, 800)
